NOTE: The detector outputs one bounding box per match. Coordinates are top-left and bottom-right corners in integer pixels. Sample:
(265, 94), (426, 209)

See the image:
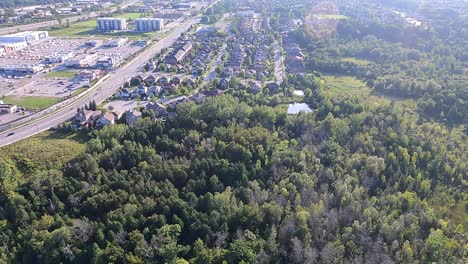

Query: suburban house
(149, 86), (161, 96)
(250, 81), (262, 93)
(137, 85), (148, 95)
(172, 76), (181, 85)
(125, 110), (142, 125)
(130, 89), (140, 99)
(182, 77), (195, 86)
(117, 88), (130, 99)
(158, 76), (170, 85)
(219, 78), (230, 89)
(203, 89), (224, 97)
(144, 75), (156, 85)
(190, 92), (206, 104)
(146, 61), (156, 71)
(265, 81), (280, 93)
(146, 102), (168, 117)
(165, 50), (186, 65)
(223, 68), (234, 77)
(167, 96), (189, 110)
(95, 112), (116, 127)
(74, 110), (102, 126)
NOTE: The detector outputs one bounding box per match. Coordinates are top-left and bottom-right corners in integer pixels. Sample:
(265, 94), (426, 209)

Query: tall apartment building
(135, 18), (164, 32)
(97, 17), (127, 32)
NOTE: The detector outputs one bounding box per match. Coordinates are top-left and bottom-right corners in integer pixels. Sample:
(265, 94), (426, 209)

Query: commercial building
(97, 17), (127, 32)
(64, 53), (98, 68)
(96, 56), (123, 69)
(0, 42), (28, 53)
(104, 37), (128, 47)
(135, 18), (164, 32)
(45, 51), (74, 64)
(0, 31), (48, 44)
(0, 64), (44, 74)
(0, 104), (17, 113)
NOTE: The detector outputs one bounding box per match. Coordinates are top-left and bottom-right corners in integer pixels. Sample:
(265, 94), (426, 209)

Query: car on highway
(7, 132), (14, 137)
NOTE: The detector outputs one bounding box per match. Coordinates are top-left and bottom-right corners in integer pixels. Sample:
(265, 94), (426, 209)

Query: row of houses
(165, 42), (193, 65)
(75, 110), (122, 127)
(284, 33), (305, 74)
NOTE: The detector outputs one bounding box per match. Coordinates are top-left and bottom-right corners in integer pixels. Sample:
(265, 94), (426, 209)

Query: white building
(0, 42), (28, 53)
(64, 53), (98, 68)
(0, 31), (48, 44)
(97, 17), (127, 32)
(45, 51), (74, 64)
(104, 37), (128, 47)
(135, 18), (164, 32)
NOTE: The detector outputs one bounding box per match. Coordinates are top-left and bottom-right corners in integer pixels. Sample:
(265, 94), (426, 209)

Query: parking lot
(7, 75), (85, 98)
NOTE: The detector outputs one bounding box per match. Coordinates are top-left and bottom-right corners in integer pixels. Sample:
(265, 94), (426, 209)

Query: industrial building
(97, 17), (127, 32)
(135, 18), (164, 32)
(0, 31), (48, 44)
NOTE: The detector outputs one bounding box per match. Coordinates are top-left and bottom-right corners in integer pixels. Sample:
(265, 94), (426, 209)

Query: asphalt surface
(0, 16), (200, 147)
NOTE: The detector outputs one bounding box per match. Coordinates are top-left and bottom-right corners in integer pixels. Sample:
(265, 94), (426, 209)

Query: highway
(0, 16), (200, 147)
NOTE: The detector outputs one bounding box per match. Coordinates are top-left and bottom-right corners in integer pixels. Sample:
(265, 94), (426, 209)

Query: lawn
(48, 12), (154, 40)
(342, 57), (372, 66)
(0, 131), (87, 171)
(45, 70), (78, 79)
(3, 95), (61, 110)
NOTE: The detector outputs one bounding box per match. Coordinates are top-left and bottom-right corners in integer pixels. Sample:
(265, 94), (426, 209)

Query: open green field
(0, 131), (87, 171)
(45, 70), (78, 79)
(3, 95), (61, 110)
(316, 14), (348, 20)
(342, 57), (372, 66)
(322, 75), (370, 98)
(48, 12), (155, 40)
(322, 75), (420, 112)
(322, 75), (392, 108)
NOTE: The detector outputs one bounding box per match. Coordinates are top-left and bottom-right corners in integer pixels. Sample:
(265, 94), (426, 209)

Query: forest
(0, 0), (466, 263)
(0, 93), (466, 263)
(292, 9), (467, 127)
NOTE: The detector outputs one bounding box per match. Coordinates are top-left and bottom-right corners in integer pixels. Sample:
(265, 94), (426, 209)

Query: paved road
(204, 43), (227, 82)
(0, 0), (138, 35)
(0, 16), (201, 147)
(273, 41), (284, 84)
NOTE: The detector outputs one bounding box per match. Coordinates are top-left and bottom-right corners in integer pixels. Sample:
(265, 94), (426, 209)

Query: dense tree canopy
(0, 95), (466, 263)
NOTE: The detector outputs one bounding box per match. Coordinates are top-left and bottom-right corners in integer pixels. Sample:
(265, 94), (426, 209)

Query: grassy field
(49, 12), (155, 40)
(342, 57), (372, 66)
(45, 70), (78, 79)
(3, 95), (61, 110)
(0, 131), (87, 171)
(322, 75), (392, 108)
